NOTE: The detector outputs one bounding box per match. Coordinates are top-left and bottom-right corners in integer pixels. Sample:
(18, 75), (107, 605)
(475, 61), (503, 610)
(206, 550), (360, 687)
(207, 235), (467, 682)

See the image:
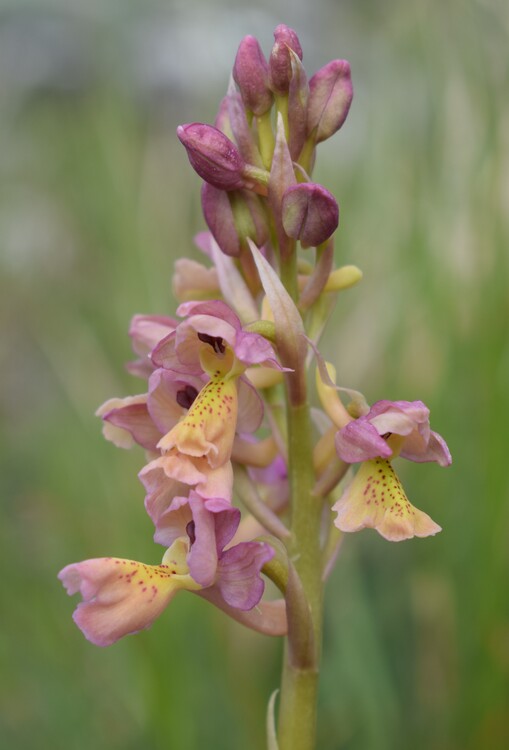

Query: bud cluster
(177, 24), (353, 258)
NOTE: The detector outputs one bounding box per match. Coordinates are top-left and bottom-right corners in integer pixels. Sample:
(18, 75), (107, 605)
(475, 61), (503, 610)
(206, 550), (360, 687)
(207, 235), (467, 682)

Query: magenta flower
(335, 400), (452, 466)
(59, 491), (275, 646)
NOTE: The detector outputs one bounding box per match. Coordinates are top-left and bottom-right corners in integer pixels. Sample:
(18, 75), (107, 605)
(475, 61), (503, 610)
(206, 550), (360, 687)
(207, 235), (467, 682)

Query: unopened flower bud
(230, 190), (270, 248)
(177, 123), (246, 190)
(202, 183), (269, 258)
(324, 265), (363, 292)
(201, 183), (240, 256)
(287, 50), (309, 159)
(233, 36), (273, 116)
(281, 183), (339, 247)
(307, 60), (353, 143)
(172, 258), (219, 302)
(269, 24), (303, 94)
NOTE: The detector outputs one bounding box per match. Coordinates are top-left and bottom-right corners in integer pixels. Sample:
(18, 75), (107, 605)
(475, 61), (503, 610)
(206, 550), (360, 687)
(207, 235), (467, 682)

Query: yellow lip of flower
(332, 458), (441, 542)
(157, 360), (239, 468)
(160, 537), (202, 591)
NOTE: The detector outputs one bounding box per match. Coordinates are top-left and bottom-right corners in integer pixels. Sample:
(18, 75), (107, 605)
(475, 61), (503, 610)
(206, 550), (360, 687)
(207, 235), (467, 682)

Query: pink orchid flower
(151, 299), (283, 375)
(59, 492), (275, 646)
(333, 400), (451, 542)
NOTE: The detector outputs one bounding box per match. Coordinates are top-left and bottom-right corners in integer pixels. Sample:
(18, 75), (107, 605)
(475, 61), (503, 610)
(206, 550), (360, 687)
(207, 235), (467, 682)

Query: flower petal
(187, 493), (240, 587)
(176, 300), (241, 331)
(147, 369), (204, 434)
(157, 374), (238, 469)
(401, 429), (452, 466)
(196, 590), (287, 636)
(335, 419), (392, 463)
(97, 396), (161, 451)
(332, 458), (441, 542)
(142, 456), (234, 539)
(58, 550), (193, 647)
(216, 541), (274, 610)
(127, 315), (177, 377)
(237, 376), (264, 433)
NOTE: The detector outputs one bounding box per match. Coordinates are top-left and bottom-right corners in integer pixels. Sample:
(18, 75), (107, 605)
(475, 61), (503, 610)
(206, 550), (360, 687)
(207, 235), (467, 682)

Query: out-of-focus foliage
(1, 1), (507, 748)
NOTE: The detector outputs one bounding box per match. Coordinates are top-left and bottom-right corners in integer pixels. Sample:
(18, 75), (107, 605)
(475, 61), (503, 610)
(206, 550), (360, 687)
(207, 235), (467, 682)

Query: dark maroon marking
(197, 333), (226, 354)
(186, 520), (196, 546)
(176, 384), (199, 410)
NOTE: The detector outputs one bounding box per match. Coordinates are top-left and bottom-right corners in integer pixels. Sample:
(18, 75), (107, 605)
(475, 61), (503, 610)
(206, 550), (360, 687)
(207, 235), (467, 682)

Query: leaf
(247, 240), (306, 371)
(266, 689), (280, 750)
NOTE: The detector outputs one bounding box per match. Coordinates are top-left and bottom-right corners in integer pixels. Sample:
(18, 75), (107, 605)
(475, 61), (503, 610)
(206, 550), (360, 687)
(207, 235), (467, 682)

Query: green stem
(277, 401), (323, 750)
(275, 243), (324, 749)
(257, 111), (276, 170)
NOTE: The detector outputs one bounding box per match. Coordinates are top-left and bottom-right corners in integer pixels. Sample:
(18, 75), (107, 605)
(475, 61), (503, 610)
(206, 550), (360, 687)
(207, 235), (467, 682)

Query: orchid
(335, 399), (452, 466)
(151, 299), (283, 374)
(59, 491), (276, 646)
(333, 399), (451, 541)
(59, 24), (452, 750)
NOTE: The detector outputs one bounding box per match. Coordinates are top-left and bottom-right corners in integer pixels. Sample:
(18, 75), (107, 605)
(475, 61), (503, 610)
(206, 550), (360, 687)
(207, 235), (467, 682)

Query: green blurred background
(1, 0), (508, 748)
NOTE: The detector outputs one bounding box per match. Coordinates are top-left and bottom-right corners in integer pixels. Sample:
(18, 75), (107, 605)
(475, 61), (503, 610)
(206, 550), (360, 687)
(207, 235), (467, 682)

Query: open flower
(151, 300), (283, 375)
(333, 399), (451, 541)
(156, 351), (240, 468)
(59, 492), (275, 646)
(99, 366), (263, 454)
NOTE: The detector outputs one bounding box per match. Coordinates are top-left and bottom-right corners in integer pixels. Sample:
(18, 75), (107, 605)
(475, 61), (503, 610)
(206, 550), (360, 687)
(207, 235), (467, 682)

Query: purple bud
(226, 91), (264, 167)
(233, 36), (273, 116)
(281, 183), (339, 247)
(202, 184), (269, 258)
(287, 51), (309, 160)
(201, 183), (240, 256)
(231, 190), (270, 249)
(269, 24), (303, 94)
(307, 60), (353, 143)
(177, 123), (246, 190)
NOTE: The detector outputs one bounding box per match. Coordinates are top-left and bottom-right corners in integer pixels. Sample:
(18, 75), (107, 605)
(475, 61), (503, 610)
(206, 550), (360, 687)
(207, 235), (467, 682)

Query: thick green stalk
(276, 252), (324, 750)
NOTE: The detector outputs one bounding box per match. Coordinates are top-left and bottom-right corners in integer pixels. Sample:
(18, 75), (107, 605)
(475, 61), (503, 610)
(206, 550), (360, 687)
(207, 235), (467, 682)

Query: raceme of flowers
(59, 24), (451, 649)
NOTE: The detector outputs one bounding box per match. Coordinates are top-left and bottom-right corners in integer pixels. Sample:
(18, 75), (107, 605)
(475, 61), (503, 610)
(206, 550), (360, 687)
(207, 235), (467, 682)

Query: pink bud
(287, 51), (309, 160)
(202, 184), (270, 258)
(233, 36), (273, 116)
(177, 123), (246, 190)
(201, 183), (241, 256)
(281, 183), (339, 247)
(269, 24), (303, 94)
(307, 60), (353, 143)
